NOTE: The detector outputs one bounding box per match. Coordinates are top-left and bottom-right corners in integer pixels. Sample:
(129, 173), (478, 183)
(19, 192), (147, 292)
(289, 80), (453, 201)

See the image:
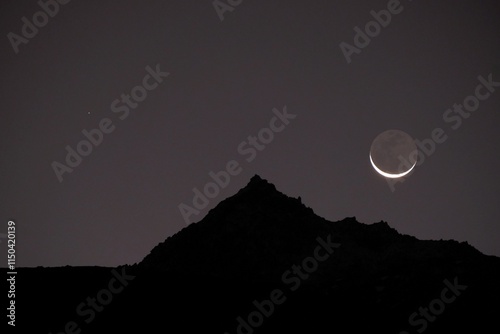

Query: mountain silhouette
(10, 175), (500, 333)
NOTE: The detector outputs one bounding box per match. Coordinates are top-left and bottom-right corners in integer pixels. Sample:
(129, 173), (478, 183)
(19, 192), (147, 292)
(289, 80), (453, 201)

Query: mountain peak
(229, 175), (312, 217)
(242, 174), (276, 192)
(250, 174), (265, 183)
(139, 175), (320, 276)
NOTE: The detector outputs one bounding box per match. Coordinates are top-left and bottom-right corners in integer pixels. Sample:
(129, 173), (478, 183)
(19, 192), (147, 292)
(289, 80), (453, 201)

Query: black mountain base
(8, 175), (500, 333)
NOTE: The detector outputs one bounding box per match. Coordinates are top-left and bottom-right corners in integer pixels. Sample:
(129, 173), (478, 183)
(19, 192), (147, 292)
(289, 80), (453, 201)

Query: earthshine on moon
(369, 130), (417, 179)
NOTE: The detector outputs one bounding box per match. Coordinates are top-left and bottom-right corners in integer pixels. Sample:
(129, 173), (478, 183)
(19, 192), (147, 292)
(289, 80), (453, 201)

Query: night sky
(1, 0), (499, 267)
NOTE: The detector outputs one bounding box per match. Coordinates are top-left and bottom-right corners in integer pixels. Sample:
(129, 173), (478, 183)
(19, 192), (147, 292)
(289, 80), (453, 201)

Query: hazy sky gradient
(1, 0), (499, 267)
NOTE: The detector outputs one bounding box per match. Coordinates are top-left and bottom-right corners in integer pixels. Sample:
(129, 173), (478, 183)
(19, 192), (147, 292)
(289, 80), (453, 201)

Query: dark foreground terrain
(7, 176), (500, 333)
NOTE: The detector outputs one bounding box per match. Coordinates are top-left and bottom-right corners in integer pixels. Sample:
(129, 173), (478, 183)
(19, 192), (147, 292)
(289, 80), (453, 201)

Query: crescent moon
(369, 153), (416, 178)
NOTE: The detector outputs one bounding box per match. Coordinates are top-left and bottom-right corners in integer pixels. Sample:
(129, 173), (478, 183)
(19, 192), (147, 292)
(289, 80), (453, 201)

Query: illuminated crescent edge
(369, 153), (416, 179)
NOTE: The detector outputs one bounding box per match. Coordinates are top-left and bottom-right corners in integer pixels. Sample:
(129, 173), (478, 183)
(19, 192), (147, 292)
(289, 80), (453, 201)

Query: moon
(369, 130), (417, 178)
